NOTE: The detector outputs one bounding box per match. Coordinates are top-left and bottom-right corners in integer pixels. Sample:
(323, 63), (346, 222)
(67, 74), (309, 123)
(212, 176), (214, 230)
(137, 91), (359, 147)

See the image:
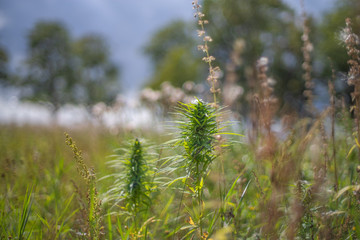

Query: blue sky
(0, 0), (336, 95)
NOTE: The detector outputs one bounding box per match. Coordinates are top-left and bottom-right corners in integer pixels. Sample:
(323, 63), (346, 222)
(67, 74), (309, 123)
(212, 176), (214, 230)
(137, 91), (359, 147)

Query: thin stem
(329, 71), (338, 191)
(197, 178), (204, 238)
(195, 161), (203, 237)
(354, 78), (360, 164)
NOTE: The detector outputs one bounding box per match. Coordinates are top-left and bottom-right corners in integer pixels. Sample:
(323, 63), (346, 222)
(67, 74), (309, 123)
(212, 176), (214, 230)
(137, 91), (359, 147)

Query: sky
(0, 0), (336, 95)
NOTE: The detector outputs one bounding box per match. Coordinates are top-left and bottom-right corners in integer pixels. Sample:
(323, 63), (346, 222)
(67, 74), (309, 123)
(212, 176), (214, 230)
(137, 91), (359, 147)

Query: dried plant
(329, 69), (339, 190)
(222, 39), (245, 111)
(255, 57), (278, 160)
(343, 18), (360, 162)
(65, 133), (102, 240)
(193, 0), (221, 107)
(301, 0), (314, 110)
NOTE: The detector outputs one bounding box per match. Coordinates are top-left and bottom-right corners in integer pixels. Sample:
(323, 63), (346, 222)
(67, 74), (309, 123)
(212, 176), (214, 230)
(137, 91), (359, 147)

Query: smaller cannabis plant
(124, 139), (150, 214)
(103, 138), (157, 237)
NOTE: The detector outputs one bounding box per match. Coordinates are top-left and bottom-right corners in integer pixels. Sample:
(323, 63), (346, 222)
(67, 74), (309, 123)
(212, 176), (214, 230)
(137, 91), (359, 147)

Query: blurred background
(1, 0), (358, 130)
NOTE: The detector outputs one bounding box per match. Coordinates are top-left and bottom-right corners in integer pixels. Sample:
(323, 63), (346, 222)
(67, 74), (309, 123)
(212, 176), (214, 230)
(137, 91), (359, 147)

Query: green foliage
(105, 139), (153, 213)
(174, 99), (220, 238)
(0, 45), (9, 82)
(102, 138), (161, 238)
(0, 125), (120, 239)
(73, 35), (119, 105)
(25, 22), (74, 110)
(0, 185), (35, 240)
(144, 0), (306, 111)
(4, 1), (360, 239)
(176, 99), (218, 189)
(202, 0), (306, 109)
(144, 20), (196, 67)
(144, 20), (202, 89)
(18, 186), (35, 240)
(319, 0), (360, 75)
(1, 112), (360, 239)
(148, 46), (201, 89)
(125, 139), (150, 212)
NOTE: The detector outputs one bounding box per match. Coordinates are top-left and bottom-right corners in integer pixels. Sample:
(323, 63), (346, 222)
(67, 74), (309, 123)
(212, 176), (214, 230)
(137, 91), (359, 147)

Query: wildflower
(197, 30), (205, 37)
(191, 98), (201, 104)
(197, 44), (208, 52)
(249, 206), (255, 211)
(202, 56), (215, 63)
(203, 36), (213, 42)
(193, 1), (221, 104)
(257, 57), (269, 69)
(340, 19), (360, 46)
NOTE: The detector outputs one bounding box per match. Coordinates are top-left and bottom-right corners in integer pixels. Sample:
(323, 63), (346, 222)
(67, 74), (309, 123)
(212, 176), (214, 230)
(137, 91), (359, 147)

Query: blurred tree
(73, 35), (119, 105)
(0, 46), (8, 82)
(144, 1), (307, 112)
(144, 20), (202, 89)
(312, 0), (360, 111)
(147, 46), (201, 89)
(24, 22), (74, 111)
(319, 0), (360, 81)
(201, 0), (306, 111)
(18, 21), (119, 111)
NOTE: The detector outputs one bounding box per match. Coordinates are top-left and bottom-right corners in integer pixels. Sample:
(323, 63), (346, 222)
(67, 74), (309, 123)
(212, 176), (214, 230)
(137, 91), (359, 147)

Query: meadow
(1, 2), (360, 240)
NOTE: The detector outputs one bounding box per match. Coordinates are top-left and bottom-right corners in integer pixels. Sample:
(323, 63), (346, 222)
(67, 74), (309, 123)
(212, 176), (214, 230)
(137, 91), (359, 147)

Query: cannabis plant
(175, 98), (219, 238)
(124, 139), (150, 214)
(103, 138), (157, 237)
(177, 99), (218, 188)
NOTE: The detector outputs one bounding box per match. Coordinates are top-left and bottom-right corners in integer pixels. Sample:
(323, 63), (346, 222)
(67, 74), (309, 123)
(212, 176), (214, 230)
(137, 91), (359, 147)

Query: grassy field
(2, 2), (360, 240)
(0, 102), (360, 239)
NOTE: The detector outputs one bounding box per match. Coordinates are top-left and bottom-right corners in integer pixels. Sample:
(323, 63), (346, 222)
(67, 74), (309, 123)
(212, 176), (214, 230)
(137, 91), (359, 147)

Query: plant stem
(329, 76), (338, 191)
(198, 184), (203, 238)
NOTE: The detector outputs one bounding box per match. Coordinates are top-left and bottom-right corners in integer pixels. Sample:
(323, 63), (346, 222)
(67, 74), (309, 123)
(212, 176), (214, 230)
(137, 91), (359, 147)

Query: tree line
(1, 0), (359, 114)
(0, 21), (119, 111)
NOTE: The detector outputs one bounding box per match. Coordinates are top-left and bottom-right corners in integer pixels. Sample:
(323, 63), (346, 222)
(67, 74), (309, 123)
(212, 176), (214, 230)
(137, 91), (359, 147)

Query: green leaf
(347, 144), (357, 158)
(225, 175), (241, 202)
(219, 132), (244, 137)
(335, 185), (360, 200)
(166, 176), (187, 187)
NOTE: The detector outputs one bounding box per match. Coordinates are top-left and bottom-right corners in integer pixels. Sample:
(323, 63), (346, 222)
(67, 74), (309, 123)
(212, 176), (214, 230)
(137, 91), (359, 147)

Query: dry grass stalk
(254, 57), (286, 239)
(256, 57), (278, 160)
(222, 39), (245, 111)
(328, 71), (339, 191)
(300, 0), (314, 110)
(343, 18), (360, 162)
(193, 0), (221, 107)
(65, 133), (103, 239)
